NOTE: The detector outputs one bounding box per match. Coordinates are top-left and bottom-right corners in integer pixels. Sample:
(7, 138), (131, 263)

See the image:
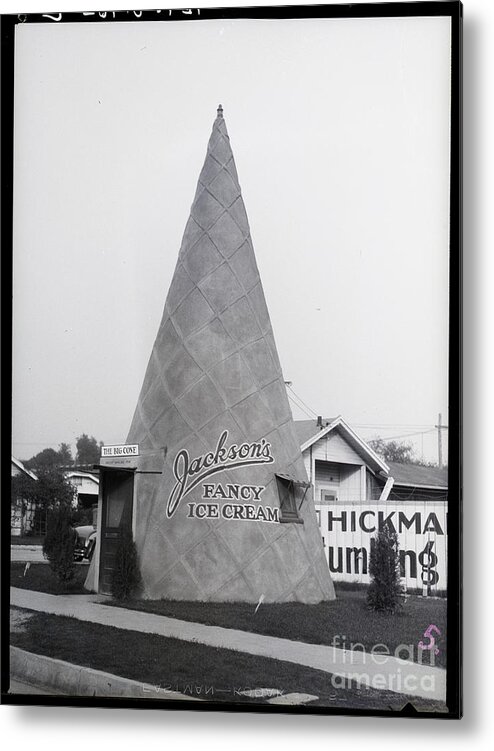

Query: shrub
(110, 528), (142, 600)
(43, 505), (77, 587)
(367, 520), (403, 614)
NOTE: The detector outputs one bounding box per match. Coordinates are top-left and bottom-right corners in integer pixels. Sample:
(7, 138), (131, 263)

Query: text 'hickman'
(187, 502), (279, 523)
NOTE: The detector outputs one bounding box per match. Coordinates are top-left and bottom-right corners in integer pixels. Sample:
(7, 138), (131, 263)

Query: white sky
(12, 14), (451, 464)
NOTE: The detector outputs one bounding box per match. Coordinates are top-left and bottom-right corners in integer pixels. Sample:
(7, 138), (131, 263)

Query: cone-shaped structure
(127, 107), (335, 602)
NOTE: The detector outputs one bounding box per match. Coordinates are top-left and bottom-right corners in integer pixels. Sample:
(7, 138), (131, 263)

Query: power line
(286, 393), (314, 419)
(369, 429), (436, 442)
(286, 385), (318, 418)
(285, 383), (445, 432)
(287, 391), (318, 419)
(352, 423), (436, 429)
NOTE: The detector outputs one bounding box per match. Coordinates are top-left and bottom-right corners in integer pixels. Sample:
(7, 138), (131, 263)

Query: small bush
(43, 506), (77, 587)
(367, 521), (403, 614)
(110, 529), (142, 601)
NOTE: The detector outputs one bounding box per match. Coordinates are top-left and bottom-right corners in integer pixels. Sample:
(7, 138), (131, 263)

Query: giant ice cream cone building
(125, 106), (335, 602)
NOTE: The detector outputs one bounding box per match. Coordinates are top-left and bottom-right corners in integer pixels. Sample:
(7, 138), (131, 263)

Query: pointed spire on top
(216, 103), (224, 118)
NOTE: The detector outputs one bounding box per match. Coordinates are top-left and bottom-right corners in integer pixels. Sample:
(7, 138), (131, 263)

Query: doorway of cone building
(98, 468), (135, 596)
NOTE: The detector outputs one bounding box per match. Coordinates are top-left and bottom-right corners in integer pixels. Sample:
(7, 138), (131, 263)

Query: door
(99, 469), (135, 595)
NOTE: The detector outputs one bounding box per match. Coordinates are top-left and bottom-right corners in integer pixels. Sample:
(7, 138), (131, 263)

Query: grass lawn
(10, 562), (88, 595)
(10, 608), (447, 713)
(113, 588), (447, 669)
(10, 562), (447, 667)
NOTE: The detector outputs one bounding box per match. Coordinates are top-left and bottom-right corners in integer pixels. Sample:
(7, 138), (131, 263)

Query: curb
(9, 646), (201, 702)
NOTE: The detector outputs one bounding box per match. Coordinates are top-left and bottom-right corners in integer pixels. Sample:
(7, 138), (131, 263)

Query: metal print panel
(2, 1), (462, 719)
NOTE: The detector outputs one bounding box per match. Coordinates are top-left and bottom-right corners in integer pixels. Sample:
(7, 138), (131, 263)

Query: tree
(36, 469), (78, 587)
(24, 447), (61, 471)
(11, 473), (38, 536)
(75, 434), (101, 466)
(24, 443), (73, 471)
(57, 442), (73, 467)
(368, 438), (415, 464)
(32, 467), (77, 509)
(367, 521), (403, 614)
(11, 468), (77, 537)
(43, 504), (77, 586)
(11, 473), (38, 508)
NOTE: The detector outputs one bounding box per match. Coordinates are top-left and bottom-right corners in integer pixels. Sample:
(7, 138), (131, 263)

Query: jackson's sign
(166, 430), (275, 520)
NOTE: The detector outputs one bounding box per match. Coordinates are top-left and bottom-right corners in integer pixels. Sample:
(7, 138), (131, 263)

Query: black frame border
(1, 1), (462, 720)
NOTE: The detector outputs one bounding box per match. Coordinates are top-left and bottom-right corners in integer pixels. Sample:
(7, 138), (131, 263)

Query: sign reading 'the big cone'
(126, 106), (335, 603)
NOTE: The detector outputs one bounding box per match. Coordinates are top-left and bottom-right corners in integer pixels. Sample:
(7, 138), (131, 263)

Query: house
(64, 470), (99, 514)
(11, 460), (101, 536)
(295, 415), (448, 503)
(11, 456), (38, 536)
(294, 417), (448, 593)
(385, 462), (447, 502)
(295, 416), (390, 504)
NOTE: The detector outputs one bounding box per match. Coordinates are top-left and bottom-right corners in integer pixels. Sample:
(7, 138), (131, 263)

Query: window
(275, 474), (304, 524)
(320, 489), (338, 504)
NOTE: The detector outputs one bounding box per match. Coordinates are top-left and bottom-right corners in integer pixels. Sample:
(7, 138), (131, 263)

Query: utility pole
(435, 413), (448, 468)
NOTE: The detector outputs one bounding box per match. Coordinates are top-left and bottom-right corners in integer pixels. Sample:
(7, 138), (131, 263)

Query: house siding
(312, 431), (363, 465)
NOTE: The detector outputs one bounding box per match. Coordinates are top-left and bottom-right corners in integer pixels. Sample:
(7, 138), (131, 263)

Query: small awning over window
(275, 473), (311, 489)
(275, 473), (310, 523)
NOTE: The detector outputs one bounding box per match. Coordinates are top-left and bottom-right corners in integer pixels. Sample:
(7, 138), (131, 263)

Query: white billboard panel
(316, 501), (447, 593)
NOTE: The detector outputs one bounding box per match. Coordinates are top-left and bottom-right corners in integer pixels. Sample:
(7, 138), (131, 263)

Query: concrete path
(11, 587), (446, 703)
(11, 546), (45, 563)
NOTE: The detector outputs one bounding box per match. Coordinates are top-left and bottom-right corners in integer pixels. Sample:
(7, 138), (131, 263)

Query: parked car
(74, 525), (96, 562)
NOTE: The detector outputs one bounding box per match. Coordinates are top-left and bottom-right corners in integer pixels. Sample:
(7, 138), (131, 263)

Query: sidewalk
(11, 587), (446, 703)
(11, 546), (45, 563)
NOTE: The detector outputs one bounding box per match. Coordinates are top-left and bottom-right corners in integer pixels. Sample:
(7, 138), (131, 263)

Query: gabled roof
(294, 419), (448, 490)
(11, 456), (38, 481)
(293, 418), (337, 447)
(386, 461), (448, 489)
(295, 417), (389, 475)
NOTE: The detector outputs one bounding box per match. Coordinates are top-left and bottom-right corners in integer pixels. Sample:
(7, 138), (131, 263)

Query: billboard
(316, 501), (447, 593)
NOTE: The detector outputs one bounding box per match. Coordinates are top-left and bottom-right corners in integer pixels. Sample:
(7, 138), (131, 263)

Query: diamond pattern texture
(126, 112), (335, 603)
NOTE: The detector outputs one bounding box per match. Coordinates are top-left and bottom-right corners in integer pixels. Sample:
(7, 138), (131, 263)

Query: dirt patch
(10, 562), (89, 595)
(10, 607), (35, 634)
